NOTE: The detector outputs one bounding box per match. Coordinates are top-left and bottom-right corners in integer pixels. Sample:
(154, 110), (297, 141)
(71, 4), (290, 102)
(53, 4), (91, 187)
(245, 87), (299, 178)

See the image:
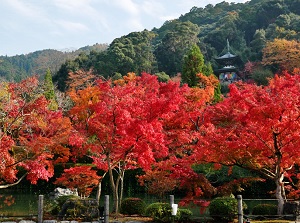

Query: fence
(1, 193), (299, 223)
(171, 196), (299, 222)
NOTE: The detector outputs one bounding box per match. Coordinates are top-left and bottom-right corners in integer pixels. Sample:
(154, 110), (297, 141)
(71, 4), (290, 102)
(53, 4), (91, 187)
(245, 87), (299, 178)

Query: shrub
(177, 208), (193, 222)
(45, 195), (99, 220)
(44, 195), (79, 216)
(252, 67), (274, 86)
(145, 202), (192, 222)
(120, 197), (146, 215)
(145, 202), (172, 222)
(209, 196), (247, 222)
(56, 195), (79, 207)
(252, 204), (277, 216)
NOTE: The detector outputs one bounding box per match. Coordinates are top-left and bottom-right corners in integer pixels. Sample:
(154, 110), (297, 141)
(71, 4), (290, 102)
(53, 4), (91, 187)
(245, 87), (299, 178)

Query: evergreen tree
(44, 68), (58, 110)
(202, 62), (214, 76)
(181, 44), (204, 87)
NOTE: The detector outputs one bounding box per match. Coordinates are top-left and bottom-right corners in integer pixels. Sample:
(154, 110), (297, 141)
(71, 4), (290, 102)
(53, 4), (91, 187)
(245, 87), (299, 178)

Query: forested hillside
(0, 43), (108, 81)
(53, 0), (300, 91)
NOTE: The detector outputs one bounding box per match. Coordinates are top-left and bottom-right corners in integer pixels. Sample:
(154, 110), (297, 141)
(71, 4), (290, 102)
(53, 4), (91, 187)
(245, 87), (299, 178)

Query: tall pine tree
(182, 44), (204, 87)
(44, 68), (58, 110)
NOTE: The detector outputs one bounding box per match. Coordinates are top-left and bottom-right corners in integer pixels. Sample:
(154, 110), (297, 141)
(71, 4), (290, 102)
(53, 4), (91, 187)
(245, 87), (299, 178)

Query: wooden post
(38, 195), (44, 223)
(237, 195), (243, 223)
(170, 195), (174, 206)
(104, 195), (109, 223)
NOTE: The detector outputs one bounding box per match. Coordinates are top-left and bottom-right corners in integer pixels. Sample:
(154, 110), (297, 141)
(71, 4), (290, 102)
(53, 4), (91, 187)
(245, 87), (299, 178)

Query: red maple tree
(0, 77), (71, 188)
(138, 72), (219, 208)
(194, 73), (300, 214)
(54, 166), (101, 197)
(68, 72), (188, 213)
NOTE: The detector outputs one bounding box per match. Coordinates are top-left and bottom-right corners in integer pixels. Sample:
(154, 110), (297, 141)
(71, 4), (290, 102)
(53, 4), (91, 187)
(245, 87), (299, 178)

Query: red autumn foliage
(68, 72), (190, 213)
(0, 77), (72, 187)
(194, 73), (300, 213)
(54, 166), (101, 197)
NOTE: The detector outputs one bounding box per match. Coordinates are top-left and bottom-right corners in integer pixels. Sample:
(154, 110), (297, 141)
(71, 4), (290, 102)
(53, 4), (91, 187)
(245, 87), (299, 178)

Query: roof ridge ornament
(227, 38), (230, 54)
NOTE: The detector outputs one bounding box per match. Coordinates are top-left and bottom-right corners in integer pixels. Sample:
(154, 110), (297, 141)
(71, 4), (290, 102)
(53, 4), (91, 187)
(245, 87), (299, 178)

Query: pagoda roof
(215, 65), (237, 74)
(216, 52), (238, 60)
(215, 39), (239, 65)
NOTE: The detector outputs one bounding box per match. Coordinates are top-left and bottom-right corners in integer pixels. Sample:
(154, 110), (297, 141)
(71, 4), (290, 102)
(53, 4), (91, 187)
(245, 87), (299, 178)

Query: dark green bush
(252, 204), (277, 216)
(56, 195), (79, 207)
(145, 202), (173, 222)
(44, 195), (99, 220)
(44, 195), (79, 216)
(177, 208), (193, 222)
(61, 197), (99, 220)
(120, 197), (146, 215)
(209, 196), (247, 222)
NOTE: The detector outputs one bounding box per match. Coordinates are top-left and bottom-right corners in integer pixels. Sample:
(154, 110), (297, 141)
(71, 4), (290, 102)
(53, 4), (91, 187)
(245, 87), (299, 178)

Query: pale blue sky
(0, 0), (248, 56)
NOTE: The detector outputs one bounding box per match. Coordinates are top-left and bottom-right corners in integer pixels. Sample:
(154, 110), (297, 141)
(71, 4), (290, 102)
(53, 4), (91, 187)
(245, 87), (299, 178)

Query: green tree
(251, 66), (274, 86)
(182, 44), (204, 87)
(53, 53), (90, 92)
(154, 72), (170, 83)
(155, 21), (200, 76)
(250, 29), (267, 60)
(204, 11), (245, 55)
(43, 68), (58, 110)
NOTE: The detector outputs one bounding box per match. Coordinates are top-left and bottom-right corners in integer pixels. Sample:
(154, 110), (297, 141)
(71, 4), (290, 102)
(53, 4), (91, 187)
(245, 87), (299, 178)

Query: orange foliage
(262, 38), (300, 72)
(113, 72), (137, 86)
(190, 73), (219, 104)
(0, 195), (15, 208)
(67, 69), (98, 91)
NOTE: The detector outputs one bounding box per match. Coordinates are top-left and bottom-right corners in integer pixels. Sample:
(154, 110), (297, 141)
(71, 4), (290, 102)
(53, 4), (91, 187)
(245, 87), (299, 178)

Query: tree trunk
(95, 172), (107, 205)
(275, 174), (285, 215)
(107, 156), (119, 214)
(114, 173), (120, 214)
(119, 170), (125, 207)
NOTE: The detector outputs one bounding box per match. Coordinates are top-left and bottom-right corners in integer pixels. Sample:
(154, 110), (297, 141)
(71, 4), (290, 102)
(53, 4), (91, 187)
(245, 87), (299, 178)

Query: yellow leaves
(123, 72), (136, 82)
(0, 82), (9, 98)
(0, 82), (10, 112)
(262, 38), (300, 72)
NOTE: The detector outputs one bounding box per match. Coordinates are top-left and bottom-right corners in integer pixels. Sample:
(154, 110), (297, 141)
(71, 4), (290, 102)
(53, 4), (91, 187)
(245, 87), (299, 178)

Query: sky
(0, 0), (248, 56)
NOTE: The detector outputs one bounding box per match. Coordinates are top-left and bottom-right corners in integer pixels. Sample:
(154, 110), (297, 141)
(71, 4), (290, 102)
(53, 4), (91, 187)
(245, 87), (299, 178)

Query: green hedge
(209, 196), (247, 222)
(252, 204), (277, 216)
(120, 197), (146, 215)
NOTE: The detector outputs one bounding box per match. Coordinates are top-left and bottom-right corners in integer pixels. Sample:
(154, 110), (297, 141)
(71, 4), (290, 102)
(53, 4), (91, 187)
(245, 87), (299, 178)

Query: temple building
(215, 40), (240, 83)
